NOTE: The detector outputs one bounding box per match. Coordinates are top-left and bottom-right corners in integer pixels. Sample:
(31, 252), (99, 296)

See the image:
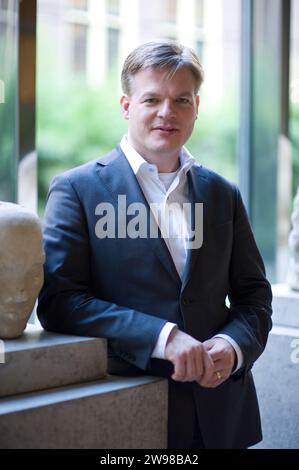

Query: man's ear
(195, 95), (200, 118)
(120, 95), (130, 120)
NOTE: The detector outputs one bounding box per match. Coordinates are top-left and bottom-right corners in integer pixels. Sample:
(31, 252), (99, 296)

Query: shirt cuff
(213, 333), (244, 373)
(151, 322), (178, 359)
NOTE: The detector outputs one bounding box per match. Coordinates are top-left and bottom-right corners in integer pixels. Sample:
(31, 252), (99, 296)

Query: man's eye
(177, 98), (190, 104)
(144, 98), (158, 104)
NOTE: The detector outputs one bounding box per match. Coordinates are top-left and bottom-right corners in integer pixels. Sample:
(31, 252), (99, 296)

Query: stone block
(0, 375), (168, 449)
(0, 324), (107, 397)
(253, 329), (299, 449)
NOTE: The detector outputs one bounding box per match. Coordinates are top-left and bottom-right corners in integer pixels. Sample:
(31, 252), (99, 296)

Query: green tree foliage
(188, 94), (238, 182)
(37, 75), (127, 212)
(37, 75), (238, 214)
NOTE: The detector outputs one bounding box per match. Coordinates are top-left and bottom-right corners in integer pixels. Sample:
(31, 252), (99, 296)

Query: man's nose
(157, 100), (176, 118)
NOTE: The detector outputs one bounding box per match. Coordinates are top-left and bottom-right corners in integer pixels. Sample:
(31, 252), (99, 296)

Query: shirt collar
(120, 135), (195, 177)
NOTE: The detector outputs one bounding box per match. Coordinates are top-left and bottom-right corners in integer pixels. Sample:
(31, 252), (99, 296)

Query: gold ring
(216, 371), (222, 380)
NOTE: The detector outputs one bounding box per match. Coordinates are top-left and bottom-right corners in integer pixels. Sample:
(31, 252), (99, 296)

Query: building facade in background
(38, 0), (240, 104)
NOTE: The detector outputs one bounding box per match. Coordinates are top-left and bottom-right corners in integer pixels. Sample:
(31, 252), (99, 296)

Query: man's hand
(199, 337), (236, 388)
(165, 328), (214, 383)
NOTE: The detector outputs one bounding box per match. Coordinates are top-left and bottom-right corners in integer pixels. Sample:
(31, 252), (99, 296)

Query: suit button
(182, 298), (192, 306)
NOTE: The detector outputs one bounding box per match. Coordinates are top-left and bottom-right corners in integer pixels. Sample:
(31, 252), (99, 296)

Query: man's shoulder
(192, 163), (238, 193)
(53, 146), (123, 184)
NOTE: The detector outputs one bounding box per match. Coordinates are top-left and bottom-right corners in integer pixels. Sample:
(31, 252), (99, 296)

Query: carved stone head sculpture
(0, 202), (45, 338)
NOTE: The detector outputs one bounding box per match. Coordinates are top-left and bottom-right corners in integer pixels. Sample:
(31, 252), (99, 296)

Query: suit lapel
(181, 165), (210, 291)
(95, 147), (181, 285)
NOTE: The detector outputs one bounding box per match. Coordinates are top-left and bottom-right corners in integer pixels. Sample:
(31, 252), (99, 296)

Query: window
(0, 0), (18, 202)
(38, 0), (241, 214)
(72, 23), (88, 73)
(106, 0), (120, 16)
(0, 0), (9, 10)
(195, 0), (204, 27)
(163, 0), (177, 24)
(107, 27), (120, 71)
(195, 40), (204, 60)
(69, 0), (88, 10)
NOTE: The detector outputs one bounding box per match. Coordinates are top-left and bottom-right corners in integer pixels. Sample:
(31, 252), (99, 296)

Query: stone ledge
(0, 324), (107, 397)
(0, 375), (168, 449)
(272, 283), (299, 328)
(252, 331), (299, 448)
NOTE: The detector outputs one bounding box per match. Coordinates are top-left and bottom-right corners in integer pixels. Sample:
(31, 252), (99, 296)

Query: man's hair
(121, 40), (204, 96)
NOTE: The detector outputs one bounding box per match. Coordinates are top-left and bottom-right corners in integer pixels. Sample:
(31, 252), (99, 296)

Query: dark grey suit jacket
(37, 146), (272, 448)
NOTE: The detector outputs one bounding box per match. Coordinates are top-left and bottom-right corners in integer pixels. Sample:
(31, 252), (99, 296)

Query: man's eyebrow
(177, 91), (194, 97)
(139, 92), (160, 99)
(139, 91), (195, 99)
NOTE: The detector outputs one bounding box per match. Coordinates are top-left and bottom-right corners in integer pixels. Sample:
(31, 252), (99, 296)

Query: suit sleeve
(37, 174), (167, 370)
(217, 186), (272, 375)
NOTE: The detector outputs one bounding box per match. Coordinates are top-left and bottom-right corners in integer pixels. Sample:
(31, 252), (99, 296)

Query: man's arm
(153, 185), (271, 386)
(164, 327), (215, 383)
(212, 186), (272, 376)
(37, 174), (167, 371)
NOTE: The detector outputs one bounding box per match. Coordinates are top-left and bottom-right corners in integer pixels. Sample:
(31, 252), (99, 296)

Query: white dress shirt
(120, 135), (243, 372)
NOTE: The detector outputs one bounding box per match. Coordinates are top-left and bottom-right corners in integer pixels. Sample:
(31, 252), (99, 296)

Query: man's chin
(148, 140), (182, 156)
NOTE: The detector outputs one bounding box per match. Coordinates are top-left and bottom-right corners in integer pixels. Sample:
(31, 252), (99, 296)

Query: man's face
(0, 225), (45, 338)
(120, 66), (200, 163)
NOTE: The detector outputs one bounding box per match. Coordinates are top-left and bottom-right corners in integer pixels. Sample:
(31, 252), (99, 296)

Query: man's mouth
(153, 126), (179, 133)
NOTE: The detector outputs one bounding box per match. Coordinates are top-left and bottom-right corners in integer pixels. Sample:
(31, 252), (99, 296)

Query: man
(37, 41), (272, 449)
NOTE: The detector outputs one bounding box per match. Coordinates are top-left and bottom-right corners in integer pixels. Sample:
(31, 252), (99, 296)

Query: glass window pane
(195, 0), (204, 27)
(68, 0), (88, 10)
(72, 23), (87, 73)
(106, 0), (120, 16)
(0, 0), (18, 202)
(107, 27), (119, 71)
(0, 0), (9, 11)
(163, 0), (177, 24)
(195, 39), (203, 60)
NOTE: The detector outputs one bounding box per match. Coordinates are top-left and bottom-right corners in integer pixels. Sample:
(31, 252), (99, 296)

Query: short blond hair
(121, 40), (204, 96)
